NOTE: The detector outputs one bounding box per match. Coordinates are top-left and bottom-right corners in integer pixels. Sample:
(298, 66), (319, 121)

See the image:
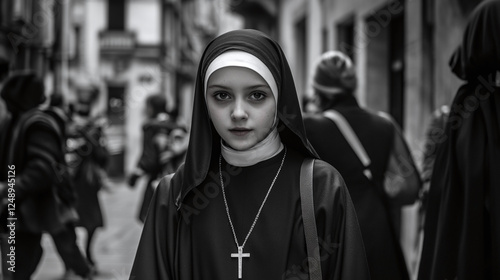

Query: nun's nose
(231, 99), (248, 120)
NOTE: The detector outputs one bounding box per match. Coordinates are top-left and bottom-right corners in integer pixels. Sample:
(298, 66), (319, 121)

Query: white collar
(221, 127), (284, 167)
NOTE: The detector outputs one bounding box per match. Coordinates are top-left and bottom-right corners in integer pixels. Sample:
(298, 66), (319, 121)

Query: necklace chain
(219, 147), (287, 249)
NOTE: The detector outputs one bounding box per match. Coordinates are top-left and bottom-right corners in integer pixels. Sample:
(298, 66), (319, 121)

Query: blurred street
(32, 178), (145, 280)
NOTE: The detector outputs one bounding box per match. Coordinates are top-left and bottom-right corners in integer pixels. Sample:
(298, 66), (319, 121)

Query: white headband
(312, 81), (346, 95)
(204, 50), (278, 101)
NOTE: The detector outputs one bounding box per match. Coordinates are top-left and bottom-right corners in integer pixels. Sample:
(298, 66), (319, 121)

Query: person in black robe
(418, 1), (500, 279)
(303, 51), (421, 280)
(128, 94), (188, 223)
(129, 29), (370, 279)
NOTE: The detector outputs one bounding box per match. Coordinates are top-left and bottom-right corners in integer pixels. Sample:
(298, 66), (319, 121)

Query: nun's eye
(213, 91), (231, 101)
(249, 91), (267, 101)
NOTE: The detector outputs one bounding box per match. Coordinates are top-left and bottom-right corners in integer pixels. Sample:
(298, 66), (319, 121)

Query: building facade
(0, 0), (59, 86)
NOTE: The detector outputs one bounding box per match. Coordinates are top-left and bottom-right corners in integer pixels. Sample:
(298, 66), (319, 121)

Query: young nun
(129, 29), (369, 280)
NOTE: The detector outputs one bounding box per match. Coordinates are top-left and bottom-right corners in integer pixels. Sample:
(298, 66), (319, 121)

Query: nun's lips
(229, 127), (252, 136)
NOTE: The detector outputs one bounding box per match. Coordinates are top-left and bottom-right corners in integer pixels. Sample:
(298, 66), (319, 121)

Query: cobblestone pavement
(32, 178), (146, 280)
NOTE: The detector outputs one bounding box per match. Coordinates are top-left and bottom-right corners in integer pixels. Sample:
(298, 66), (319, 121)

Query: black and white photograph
(0, 0), (499, 279)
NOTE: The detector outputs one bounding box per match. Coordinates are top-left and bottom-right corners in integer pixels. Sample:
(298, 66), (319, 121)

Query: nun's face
(206, 66), (276, 151)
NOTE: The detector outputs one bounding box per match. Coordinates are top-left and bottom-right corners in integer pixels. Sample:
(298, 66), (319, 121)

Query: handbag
(300, 158), (322, 280)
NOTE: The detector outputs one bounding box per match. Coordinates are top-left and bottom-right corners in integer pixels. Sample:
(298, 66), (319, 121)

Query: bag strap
(300, 158), (322, 280)
(323, 110), (373, 180)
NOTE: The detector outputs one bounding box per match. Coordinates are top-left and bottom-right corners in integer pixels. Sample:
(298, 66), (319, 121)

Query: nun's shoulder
(155, 164), (186, 204)
(311, 159), (347, 196)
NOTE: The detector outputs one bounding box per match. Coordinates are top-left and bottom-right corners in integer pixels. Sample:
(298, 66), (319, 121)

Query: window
(108, 0), (125, 30)
(336, 16), (355, 62)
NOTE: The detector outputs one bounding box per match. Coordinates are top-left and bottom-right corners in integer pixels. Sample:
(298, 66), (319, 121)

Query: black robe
(304, 95), (418, 280)
(418, 1), (500, 279)
(131, 148), (368, 279)
(130, 29), (370, 280)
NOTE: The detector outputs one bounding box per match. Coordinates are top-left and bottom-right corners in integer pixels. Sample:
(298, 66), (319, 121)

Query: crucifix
(231, 246), (250, 279)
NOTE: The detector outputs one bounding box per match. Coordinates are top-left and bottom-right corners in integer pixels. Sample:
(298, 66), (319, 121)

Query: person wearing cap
(304, 50), (421, 280)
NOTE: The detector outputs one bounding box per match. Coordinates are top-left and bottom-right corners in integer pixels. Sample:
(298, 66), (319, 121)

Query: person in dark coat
(65, 87), (109, 269)
(128, 94), (188, 222)
(45, 93), (95, 279)
(303, 51), (421, 280)
(129, 29), (370, 280)
(0, 72), (73, 279)
(418, 1), (500, 279)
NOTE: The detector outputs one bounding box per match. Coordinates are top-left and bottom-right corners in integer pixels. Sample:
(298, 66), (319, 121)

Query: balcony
(99, 30), (136, 56)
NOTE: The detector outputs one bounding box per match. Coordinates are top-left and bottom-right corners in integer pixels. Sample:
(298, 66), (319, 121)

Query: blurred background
(0, 0), (485, 279)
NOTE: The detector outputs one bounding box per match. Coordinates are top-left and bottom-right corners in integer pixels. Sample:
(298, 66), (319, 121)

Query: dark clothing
(0, 109), (66, 233)
(66, 119), (108, 231)
(137, 117), (185, 222)
(44, 107), (92, 277)
(418, 83), (500, 280)
(138, 117), (180, 175)
(0, 109), (69, 280)
(449, 0), (500, 81)
(130, 29), (370, 279)
(419, 1), (500, 279)
(14, 231), (44, 280)
(304, 94), (420, 280)
(0, 73), (76, 280)
(51, 223), (91, 277)
(131, 148), (368, 279)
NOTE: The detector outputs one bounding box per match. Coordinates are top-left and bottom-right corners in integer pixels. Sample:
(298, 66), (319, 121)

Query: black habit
(418, 1), (500, 279)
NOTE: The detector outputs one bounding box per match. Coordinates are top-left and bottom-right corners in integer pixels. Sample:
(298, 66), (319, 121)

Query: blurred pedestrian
(418, 1), (500, 279)
(0, 72), (78, 279)
(303, 50), (421, 280)
(413, 105), (449, 257)
(127, 94), (188, 223)
(65, 85), (109, 271)
(130, 29), (369, 280)
(45, 93), (95, 279)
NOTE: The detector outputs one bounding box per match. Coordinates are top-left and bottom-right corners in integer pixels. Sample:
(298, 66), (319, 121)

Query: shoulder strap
(300, 158), (322, 280)
(323, 110), (373, 180)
